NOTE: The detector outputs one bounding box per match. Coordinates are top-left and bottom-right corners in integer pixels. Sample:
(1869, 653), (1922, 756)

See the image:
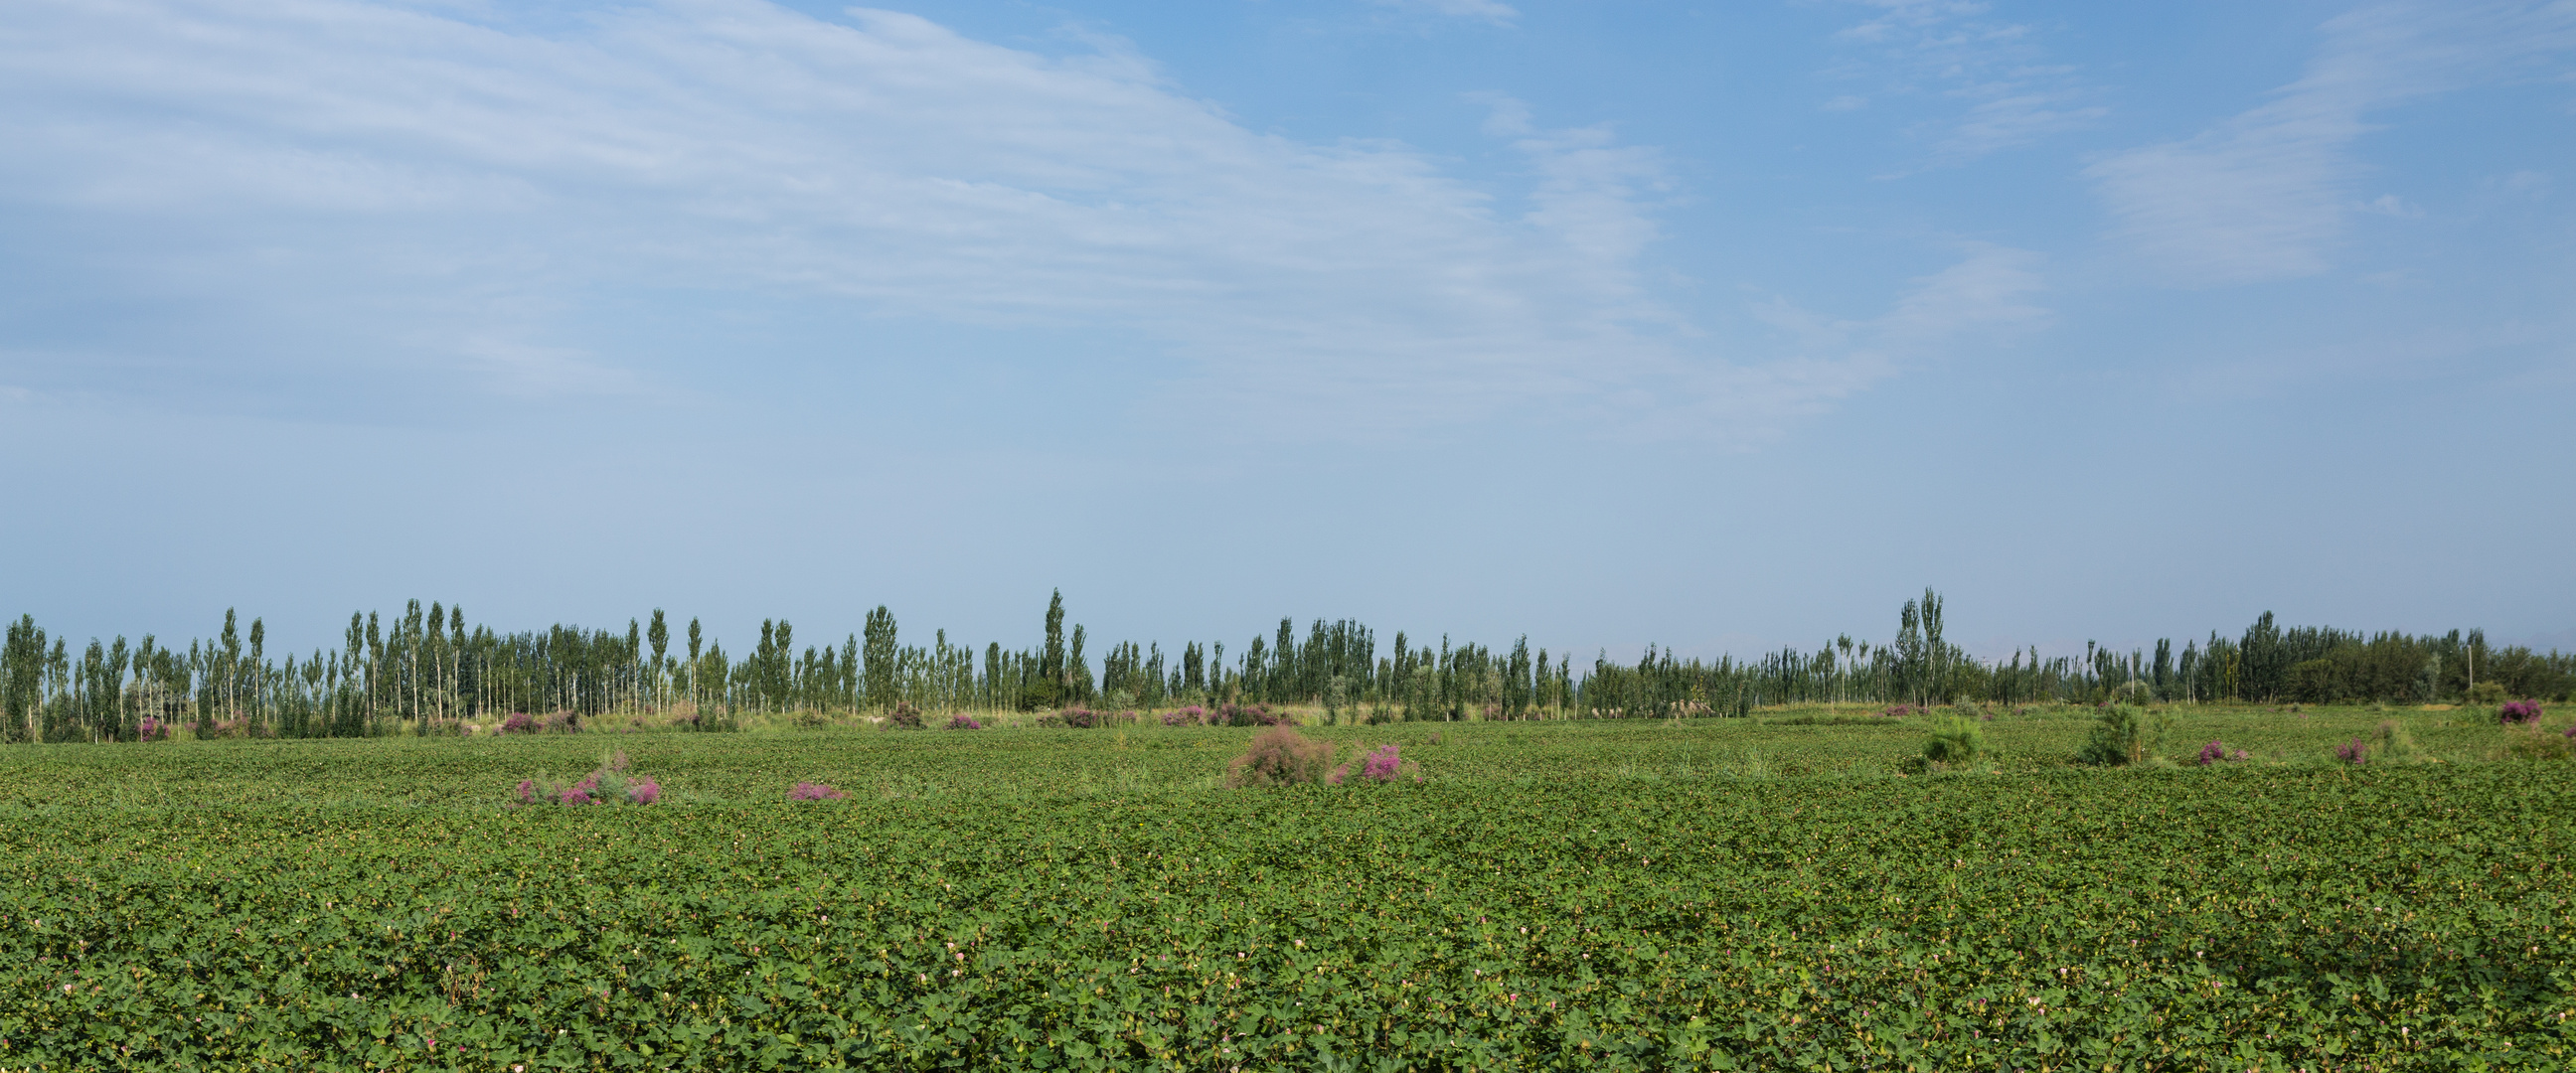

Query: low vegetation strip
(3, 755), (2570, 1070)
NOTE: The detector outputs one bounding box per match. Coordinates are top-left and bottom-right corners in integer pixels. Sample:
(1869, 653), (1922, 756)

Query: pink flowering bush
(1881, 704), (1918, 718)
(1225, 726), (1337, 788)
(2334, 738), (2368, 765)
(500, 712), (536, 734)
(2196, 739), (2249, 765)
(1329, 743), (1424, 785)
(1157, 703), (1293, 727)
(133, 716), (172, 742)
(2500, 699), (2544, 725)
(788, 781), (848, 802)
(1220, 703), (1294, 727)
(944, 713), (983, 730)
(513, 751), (660, 806)
(203, 714), (261, 739)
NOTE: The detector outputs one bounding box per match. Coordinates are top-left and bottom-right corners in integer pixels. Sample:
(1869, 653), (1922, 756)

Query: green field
(3, 704), (2572, 1070)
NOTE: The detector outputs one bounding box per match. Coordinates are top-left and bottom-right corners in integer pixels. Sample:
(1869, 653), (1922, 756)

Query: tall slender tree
(863, 605), (898, 710)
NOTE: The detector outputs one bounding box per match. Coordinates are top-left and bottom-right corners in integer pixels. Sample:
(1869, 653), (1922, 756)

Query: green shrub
(2074, 704), (2164, 766)
(2373, 719), (2429, 765)
(2500, 723), (2576, 761)
(1922, 716), (1985, 766)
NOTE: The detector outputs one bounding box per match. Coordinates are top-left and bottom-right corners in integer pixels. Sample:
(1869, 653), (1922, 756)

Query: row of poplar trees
(2, 589), (2566, 742)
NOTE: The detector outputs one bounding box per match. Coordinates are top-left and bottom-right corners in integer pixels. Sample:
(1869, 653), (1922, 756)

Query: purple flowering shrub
(788, 781), (849, 802)
(203, 714), (261, 739)
(2334, 738), (2368, 765)
(513, 750), (660, 806)
(1329, 743), (1423, 785)
(133, 716), (172, 742)
(2499, 716), (2576, 759)
(887, 702), (924, 729)
(944, 713), (983, 730)
(1156, 703), (1292, 727)
(1225, 726), (1337, 788)
(2500, 699), (2543, 725)
(1881, 704), (1918, 718)
(1221, 703), (1293, 727)
(500, 712), (536, 733)
(1041, 707), (1101, 729)
(2196, 740), (2249, 765)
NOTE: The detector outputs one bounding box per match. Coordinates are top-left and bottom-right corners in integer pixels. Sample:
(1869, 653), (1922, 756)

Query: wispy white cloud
(1371, 0), (1519, 26)
(1828, 0), (2103, 165)
(0, 0), (2002, 440)
(458, 338), (647, 400)
(0, 0), (1647, 422)
(2087, 1), (2576, 286)
(1637, 242), (2048, 441)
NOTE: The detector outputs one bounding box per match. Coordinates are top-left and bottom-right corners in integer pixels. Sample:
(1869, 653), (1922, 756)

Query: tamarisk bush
(1224, 726), (1336, 788)
(1328, 743), (1422, 785)
(514, 750), (659, 806)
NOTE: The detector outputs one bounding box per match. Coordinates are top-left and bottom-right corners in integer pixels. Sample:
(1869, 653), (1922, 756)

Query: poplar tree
(1068, 624), (1092, 703)
(1035, 591), (1066, 709)
(863, 606), (897, 710)
(3, 615), (43, 743)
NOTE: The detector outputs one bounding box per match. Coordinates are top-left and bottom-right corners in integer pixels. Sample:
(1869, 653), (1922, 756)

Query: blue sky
(3, 0), (2571, 663)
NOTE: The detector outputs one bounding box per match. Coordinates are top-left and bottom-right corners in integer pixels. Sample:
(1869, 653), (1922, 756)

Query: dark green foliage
(0, 735), (2569, 1071)
(2, 590), (2570, 743)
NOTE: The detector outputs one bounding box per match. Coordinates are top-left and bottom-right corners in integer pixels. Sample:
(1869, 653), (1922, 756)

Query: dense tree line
(0, 589), (2565, 742)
